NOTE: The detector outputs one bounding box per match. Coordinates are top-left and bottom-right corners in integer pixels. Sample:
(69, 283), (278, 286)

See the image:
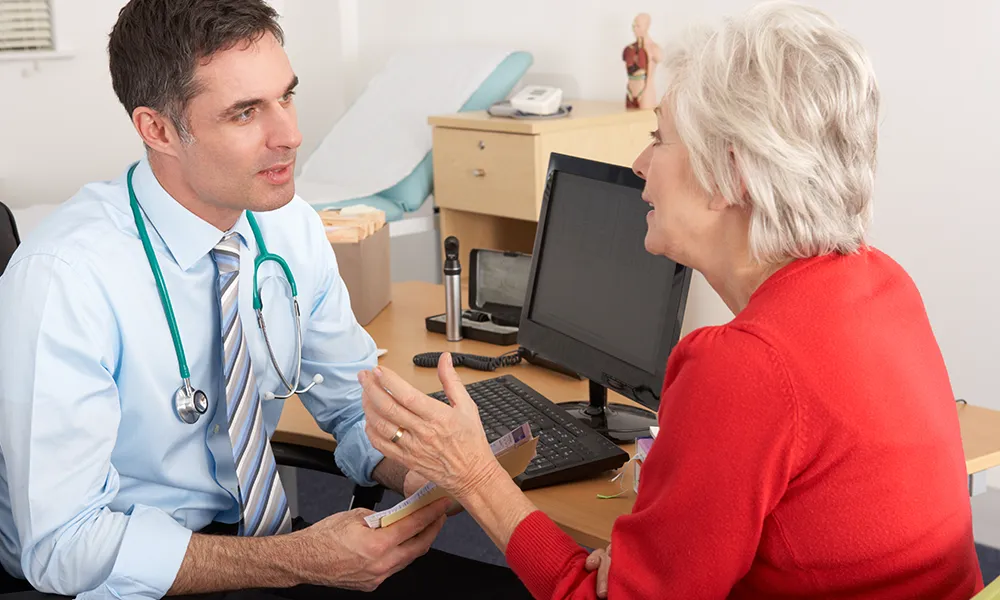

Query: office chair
(0, 202), (26, 595)
(0, 202), (19, 275)
(0, 202), (384, 515)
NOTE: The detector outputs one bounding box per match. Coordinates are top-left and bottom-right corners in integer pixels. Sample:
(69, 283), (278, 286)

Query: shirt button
(213, 424), (221, 435)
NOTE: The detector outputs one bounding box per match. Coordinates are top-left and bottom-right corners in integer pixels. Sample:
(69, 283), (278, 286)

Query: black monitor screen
(527, 171), (675, 375)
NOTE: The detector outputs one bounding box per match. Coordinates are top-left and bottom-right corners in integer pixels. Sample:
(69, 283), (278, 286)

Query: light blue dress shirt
(0, 158), (384, 598)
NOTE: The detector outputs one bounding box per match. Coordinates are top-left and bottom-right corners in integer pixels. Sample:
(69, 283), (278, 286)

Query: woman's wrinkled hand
(359, 353), (505, 501)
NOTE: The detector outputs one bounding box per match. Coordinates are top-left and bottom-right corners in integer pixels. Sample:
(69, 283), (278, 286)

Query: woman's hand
(359, 353), (506, 501)
(403, 470), (464, 516)
(585, 544), (612, 598)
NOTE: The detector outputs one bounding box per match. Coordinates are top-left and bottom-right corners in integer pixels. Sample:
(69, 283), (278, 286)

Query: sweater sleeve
(507, 326), (800, 599)
(507, 511), (597, 600)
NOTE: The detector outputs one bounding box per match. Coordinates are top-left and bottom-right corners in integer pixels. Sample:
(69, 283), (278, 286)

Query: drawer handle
(478, 141), (486, 150)
(471, 169), (486, 177)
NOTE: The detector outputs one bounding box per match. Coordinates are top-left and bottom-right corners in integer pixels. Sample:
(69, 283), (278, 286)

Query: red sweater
(506, 249), (982, 599)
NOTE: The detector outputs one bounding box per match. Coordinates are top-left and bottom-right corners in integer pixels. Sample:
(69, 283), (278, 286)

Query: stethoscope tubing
(126, 161), (318, 423)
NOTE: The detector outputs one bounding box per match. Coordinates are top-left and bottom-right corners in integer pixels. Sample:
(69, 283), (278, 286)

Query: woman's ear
(707, 191), (730, 211)
(707, 147), (749, 211)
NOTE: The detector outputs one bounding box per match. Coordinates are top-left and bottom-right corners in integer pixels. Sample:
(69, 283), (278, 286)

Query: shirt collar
(130, 156), (256, 271)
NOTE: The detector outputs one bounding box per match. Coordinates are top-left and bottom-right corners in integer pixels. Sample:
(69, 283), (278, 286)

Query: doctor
(0, 1), (529, 599)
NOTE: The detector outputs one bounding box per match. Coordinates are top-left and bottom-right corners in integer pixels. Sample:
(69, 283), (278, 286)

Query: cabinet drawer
(432, 128), (539, 221)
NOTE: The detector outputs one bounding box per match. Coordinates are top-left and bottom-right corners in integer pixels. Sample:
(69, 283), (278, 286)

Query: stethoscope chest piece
(175, 383), (209, 424)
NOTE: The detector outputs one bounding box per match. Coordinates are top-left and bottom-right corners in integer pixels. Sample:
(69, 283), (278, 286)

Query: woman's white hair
(664, 1), (880, 263)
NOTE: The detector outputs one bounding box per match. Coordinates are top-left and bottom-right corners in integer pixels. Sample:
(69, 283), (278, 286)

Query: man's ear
(132, 107), (183, 157)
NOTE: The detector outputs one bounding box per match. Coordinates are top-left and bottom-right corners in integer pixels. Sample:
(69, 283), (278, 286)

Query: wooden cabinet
(433, 128), (538, 221)
(429, 100), (656, 270)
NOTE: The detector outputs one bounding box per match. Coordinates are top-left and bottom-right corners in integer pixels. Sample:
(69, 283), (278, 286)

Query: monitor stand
(558, 380), (657, 444)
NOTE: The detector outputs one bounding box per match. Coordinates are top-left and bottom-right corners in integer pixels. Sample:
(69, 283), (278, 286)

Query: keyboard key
(551, 455), (573, 467)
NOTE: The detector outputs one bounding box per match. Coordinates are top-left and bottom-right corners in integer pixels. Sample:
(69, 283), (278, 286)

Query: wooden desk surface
(958, 403), (1000, 475)
(276, 281), (1000, 548)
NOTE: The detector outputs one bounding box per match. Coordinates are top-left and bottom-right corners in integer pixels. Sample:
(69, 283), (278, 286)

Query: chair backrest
(0, 201), (20, 276)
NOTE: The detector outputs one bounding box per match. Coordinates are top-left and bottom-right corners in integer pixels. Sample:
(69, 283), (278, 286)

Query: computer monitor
(517, 153), (693, 443)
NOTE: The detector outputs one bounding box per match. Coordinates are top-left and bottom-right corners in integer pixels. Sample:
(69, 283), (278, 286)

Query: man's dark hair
(108, 0), (284, 142)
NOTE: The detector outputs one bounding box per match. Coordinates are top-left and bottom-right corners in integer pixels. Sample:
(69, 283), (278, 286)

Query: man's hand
(290, 497), (450, 591)
(584, 544), (611, 598)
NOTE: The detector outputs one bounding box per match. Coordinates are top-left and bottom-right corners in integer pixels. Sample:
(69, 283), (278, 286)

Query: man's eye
(236, 108), (256, 123)
(280, 91), (296, 103)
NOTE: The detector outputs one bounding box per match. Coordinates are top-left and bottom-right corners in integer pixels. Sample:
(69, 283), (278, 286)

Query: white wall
(0, 0), (345, 210)
(0, 1), (137, 209)
(352, 0), (1000, 483)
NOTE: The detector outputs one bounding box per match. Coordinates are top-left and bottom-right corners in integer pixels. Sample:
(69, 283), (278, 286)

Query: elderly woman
(359, 3), (983, 599)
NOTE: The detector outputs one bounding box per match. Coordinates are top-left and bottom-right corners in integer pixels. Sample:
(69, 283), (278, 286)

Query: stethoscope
(126, 162), (322, 424)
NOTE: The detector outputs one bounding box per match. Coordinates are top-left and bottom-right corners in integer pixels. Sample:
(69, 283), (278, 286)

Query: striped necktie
(213, 233), (292, 536)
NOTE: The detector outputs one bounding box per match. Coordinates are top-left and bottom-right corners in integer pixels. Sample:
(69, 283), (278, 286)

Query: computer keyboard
(429, 375), (630, 490)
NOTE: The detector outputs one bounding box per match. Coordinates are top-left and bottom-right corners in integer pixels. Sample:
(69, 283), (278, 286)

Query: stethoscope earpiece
(262, 373), (323, 401)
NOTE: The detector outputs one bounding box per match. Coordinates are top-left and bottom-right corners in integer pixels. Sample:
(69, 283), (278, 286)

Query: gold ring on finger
(390, 427), (405, 444)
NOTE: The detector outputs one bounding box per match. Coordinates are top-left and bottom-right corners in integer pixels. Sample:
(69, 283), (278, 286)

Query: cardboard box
(330, 222), (392, 326)
(321, 210), (386, 243)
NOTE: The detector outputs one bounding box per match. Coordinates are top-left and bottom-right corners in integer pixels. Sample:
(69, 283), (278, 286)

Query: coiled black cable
(412, 350), (522, 372)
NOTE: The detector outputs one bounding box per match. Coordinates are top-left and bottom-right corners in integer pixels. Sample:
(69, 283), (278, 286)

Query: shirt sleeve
(0, 254), (191, 597)
(505, 326), (800, 599)
(295, 213), (383, 486)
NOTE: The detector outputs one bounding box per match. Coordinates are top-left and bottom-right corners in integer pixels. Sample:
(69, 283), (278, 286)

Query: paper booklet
(364, 423), (538, 529)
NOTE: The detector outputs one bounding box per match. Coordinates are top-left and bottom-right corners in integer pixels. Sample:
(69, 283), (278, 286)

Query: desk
(959, 403), (1000, 495)
(276, 281), (1000, 548)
